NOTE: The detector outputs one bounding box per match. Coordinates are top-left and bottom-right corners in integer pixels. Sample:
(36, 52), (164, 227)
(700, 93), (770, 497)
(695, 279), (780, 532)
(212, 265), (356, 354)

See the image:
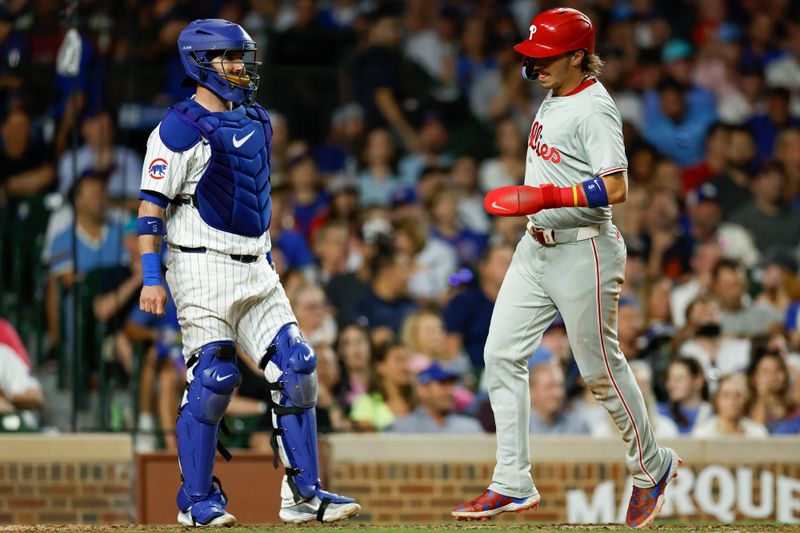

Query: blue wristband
(581, 178), (609, 208)
(137, 216), (166, 236)
(141, 253), (162, 286)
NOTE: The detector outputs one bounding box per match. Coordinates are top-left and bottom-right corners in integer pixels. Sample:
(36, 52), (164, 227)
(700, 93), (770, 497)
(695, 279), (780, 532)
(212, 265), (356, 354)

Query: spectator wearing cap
(685, 182), (759, 268)
(353, 246), (417, 335)
(692, 373), (769, 438)
(681, 123), (728, 194)
(730, 163), (800, 255)
(389, 186), (423, 223)
(357, 128), (404, 206)
(388, 362), (483, 434)
(711, 258), (782, 337)
(0, 318), (43, 415)
(748, 89), (800, 162)
(393, 217), (457, 304)
(57, 109), (143, 207)
(529, 359), (590, 435)
(477, 117), (526, 192)
(643, 76), (717, 167)
(444, 243), (513, 373)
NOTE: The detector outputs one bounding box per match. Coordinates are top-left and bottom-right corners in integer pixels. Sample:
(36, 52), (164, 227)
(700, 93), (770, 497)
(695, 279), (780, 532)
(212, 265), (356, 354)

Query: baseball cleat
(279, 490), (361, 524)
(451, 489), (540, 521)
(177, 509), (236, 527)
(626, 448), (682, 529)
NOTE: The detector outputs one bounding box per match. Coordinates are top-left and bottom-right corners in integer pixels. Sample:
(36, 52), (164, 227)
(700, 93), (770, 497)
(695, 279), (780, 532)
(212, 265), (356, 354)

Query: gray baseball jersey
(483, 78), (671, 498)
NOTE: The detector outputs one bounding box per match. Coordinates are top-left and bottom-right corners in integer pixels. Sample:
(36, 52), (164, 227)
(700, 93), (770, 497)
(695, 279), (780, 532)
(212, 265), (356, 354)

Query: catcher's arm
(137, 200), (167, 316)
(484, 171), (627, 216)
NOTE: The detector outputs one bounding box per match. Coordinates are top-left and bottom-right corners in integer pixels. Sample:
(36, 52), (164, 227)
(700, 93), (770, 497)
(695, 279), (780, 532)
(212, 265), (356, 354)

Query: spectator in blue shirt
(388, 362), (484, 434)
(643, 77), (718, 167)
(747, 88), (800, 162)
(444, 243), (513, 372)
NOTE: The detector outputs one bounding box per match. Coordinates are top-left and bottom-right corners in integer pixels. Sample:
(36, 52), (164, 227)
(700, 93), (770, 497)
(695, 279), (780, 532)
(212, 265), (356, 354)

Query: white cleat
(279, 497), (361, 524)
(177, 509), (236, 527)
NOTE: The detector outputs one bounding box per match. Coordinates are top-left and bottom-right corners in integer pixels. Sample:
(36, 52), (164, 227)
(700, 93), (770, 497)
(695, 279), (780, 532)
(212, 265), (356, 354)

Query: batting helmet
(513, 8), (595, 59)
(178, 19), (260, 105)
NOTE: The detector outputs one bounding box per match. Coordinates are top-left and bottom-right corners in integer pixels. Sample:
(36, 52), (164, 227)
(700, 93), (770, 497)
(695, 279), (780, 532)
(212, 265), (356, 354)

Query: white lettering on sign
(565, 465), (800, 524)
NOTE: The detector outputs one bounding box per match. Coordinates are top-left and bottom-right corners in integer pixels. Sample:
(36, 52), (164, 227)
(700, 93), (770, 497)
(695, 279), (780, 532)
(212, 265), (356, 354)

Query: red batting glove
(484, 184), (571, 216)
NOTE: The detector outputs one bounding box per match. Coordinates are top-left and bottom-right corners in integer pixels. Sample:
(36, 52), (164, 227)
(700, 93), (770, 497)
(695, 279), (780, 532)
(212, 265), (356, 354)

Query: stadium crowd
(1, 0), (800, 449)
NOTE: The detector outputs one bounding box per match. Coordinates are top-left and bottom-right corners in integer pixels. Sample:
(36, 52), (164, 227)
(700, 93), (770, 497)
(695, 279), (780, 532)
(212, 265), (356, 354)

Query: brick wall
(326, 435), (800, 524)
(0, 435), (133, 524)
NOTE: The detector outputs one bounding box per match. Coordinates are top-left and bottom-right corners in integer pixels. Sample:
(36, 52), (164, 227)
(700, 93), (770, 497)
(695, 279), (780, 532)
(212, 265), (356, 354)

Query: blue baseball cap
(390, 187), (418, 208)
(662, 39), (693, 63)
(686, 182), (720, 207)
(417, 362), (458, 384)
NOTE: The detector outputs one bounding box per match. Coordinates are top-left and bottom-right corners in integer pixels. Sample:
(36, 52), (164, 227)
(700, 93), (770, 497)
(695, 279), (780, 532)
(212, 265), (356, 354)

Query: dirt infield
(0, 523), (796, 533)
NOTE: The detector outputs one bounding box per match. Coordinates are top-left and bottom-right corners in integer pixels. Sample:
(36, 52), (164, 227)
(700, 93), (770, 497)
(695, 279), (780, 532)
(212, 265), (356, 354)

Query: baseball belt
(526, 221), (606, 246)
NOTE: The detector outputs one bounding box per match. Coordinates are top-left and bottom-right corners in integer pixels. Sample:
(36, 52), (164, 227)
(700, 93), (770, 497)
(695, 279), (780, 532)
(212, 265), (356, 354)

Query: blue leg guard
(176, 341), (239, 524)
(261, 323), (355, 508)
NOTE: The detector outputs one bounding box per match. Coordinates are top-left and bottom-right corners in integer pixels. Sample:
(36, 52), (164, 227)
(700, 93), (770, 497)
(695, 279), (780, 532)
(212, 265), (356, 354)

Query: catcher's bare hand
(140, 284), (167, 317)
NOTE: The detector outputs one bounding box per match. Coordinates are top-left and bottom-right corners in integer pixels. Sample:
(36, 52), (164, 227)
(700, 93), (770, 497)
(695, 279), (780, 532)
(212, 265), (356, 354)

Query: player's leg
(453, 236), (556, 520)
(545, 230), (679, 528)
(235, 260), (360, 523)
(167, 253), (239, 527)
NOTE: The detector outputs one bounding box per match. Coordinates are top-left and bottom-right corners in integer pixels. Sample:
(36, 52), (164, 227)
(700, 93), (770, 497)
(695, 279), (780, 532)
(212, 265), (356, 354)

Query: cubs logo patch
(148, 158), (168, 180)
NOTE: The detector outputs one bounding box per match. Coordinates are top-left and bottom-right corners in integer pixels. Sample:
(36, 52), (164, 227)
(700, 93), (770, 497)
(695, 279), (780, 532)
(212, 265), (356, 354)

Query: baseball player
(137, 19), (359, 527)
(452, 8), (680, 529)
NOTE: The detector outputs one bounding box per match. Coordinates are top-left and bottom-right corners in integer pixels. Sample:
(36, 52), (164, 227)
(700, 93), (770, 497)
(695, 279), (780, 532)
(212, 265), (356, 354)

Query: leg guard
(176, 341), (239, 523)
(261, 323), (322, 501)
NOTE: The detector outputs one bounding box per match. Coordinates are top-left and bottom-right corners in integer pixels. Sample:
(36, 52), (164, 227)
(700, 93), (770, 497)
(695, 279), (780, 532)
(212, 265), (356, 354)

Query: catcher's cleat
(626, 448), (682, 529)
(451, 489), (540, 521)
(177, 509), (236, 528)
(279, 489), (361, 524)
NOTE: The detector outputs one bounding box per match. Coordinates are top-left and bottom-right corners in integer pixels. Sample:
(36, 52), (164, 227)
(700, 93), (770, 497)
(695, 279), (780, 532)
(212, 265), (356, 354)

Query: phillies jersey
(525, 78), (627, 229)
(140, 120), (272, 256)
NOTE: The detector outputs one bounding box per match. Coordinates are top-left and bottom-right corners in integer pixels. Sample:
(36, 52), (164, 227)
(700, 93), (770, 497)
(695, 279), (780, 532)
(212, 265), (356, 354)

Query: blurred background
(1, 0), (799, 466)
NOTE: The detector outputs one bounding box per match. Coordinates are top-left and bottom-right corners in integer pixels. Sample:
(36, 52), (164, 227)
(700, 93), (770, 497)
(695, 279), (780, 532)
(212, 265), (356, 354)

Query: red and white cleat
(451, 489), (540, 521)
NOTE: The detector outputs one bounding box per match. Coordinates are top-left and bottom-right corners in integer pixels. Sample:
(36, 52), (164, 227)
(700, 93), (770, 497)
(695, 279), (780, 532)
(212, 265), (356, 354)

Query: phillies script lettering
(528, 121), (562, 164)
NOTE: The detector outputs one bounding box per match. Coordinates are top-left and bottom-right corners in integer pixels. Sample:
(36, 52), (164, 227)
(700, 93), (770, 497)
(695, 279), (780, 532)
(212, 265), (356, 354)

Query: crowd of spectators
(1, 0), (800, 446)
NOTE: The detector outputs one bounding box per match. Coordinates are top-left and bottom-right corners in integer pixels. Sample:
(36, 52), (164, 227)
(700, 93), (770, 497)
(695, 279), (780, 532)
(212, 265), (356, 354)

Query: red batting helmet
(513, 7), (595, 58)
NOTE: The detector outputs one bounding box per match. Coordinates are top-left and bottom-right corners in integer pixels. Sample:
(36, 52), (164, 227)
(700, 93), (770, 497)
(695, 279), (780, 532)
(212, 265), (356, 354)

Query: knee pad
(186, 341), (240, 424)
(260, 323), (321, 502)
(177, 341), (238, 507)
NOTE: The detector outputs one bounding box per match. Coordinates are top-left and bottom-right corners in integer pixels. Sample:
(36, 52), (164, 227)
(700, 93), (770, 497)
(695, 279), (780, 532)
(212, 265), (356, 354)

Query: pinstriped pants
(484, 224), (671, 497)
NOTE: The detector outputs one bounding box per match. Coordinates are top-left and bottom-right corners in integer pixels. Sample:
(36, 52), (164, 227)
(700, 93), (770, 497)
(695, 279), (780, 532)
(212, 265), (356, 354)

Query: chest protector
(171, 99), (272, 237)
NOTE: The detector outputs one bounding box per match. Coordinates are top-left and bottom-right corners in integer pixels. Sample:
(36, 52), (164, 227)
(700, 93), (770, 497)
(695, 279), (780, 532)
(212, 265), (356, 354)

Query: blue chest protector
(168, 99), (272, 237)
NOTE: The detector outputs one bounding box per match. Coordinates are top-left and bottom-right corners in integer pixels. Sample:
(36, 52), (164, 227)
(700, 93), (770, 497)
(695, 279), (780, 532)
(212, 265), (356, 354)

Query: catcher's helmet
(178, 19), (260, 105)
(514, 8), (595, 59)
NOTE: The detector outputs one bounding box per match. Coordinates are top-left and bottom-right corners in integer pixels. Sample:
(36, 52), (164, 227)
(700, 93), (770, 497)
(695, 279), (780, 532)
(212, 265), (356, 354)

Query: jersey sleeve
(139, 113), (200, 208)
(578, 105), (628, 178)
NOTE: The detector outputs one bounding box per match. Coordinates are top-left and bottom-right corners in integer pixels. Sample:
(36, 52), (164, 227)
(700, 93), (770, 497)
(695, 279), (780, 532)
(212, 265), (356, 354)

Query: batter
(137, 18), (359, 528)
(452, 8), (680, 529)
